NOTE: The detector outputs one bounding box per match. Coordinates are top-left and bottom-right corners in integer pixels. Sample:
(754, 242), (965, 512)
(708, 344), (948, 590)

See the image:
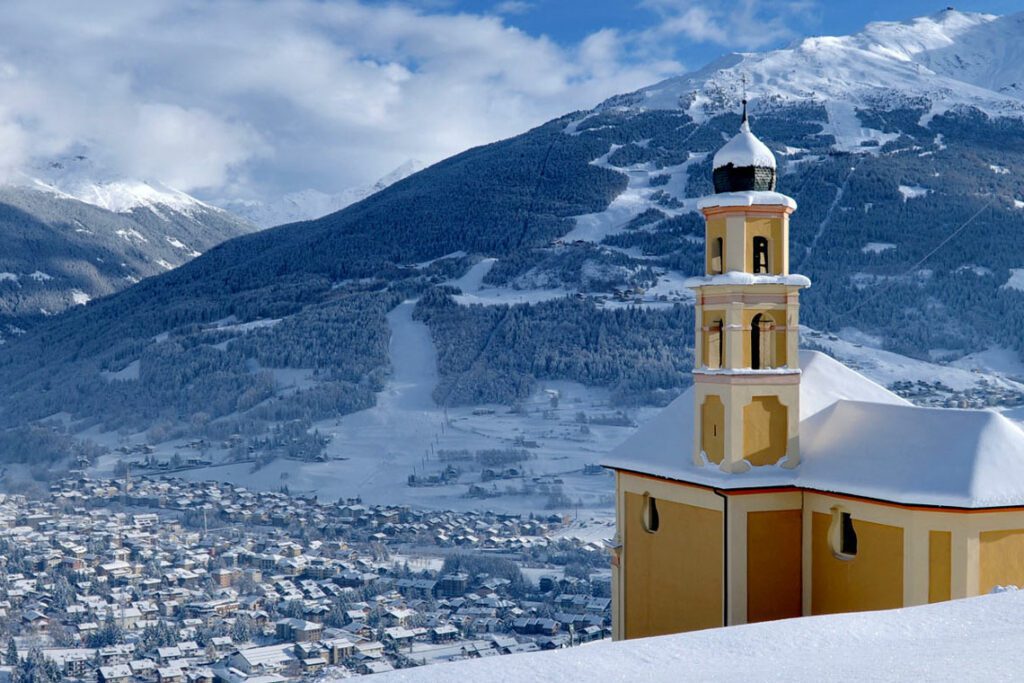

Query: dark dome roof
(712, 103), (777, 194)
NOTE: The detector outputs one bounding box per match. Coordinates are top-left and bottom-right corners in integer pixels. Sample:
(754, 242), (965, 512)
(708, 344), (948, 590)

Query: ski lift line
(818, 198), (995, 327)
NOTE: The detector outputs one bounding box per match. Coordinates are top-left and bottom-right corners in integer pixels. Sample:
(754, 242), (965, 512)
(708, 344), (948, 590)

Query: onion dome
(712, 100), (777, 193)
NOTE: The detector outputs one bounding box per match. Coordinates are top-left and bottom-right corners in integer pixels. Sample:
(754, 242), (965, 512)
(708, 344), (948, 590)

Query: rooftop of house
(602, 350), (1024, 508)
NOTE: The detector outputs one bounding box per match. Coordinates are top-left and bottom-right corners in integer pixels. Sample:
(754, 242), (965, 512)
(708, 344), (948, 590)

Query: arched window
(750, 313), (775, 369)
(707, 319), (724, 368)
(753, 236), (770, 274)
(642, 493), (660, 533)
(711, 237), (724, 274)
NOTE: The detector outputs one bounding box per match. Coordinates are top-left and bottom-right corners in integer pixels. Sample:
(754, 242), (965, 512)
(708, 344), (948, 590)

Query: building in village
(603, 101), (1024, 640)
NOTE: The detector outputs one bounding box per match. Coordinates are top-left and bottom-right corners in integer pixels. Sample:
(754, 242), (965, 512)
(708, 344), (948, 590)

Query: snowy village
(0, 3), (1022, 682)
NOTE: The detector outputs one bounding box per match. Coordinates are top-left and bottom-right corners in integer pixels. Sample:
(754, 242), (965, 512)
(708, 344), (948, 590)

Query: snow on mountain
(624, 9), (1024, 130)
(377, 590), (1024, 683)
(22, 153), (221, 217)
(0, 153), (256, 325)
(220, 159), (425, 228)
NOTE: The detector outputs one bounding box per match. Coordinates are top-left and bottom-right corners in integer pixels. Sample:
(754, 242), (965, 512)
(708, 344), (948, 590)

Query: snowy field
(95, 299), (647, 518)
(376, 590), (1024, 682)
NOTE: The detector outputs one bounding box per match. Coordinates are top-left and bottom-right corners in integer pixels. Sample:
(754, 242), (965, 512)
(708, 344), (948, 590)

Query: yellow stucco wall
(706, 218), (727, 273)
(811, 511), (904, 615)
(701, 395), (725, 464)
(743, 217), (785, 275)
(929, 530), (951, 603)
(701, 309), (726, 367)
(747, 509), (802, 622)
(743, 396), (787, 466)
(623, 491), (723, 638)
(979, 529), (1024, 594)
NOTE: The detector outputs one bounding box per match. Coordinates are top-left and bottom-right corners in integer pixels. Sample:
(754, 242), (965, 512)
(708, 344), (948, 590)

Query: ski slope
(170, 299), (643, 515)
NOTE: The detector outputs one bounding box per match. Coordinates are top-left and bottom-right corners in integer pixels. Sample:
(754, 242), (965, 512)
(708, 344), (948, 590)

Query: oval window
(642, 493), (660, 533)
(829, 508), (858, 560)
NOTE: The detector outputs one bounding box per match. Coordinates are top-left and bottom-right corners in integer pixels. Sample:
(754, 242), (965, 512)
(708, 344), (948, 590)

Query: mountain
(219, 160), (425, 228)
(0, 154), (256, 331)
(633, 9), (1024, 124)
(2, 9), (1024, 474)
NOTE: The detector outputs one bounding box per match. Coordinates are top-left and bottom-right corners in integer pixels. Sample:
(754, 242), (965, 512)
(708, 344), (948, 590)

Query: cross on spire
(740, 73), (749, 132)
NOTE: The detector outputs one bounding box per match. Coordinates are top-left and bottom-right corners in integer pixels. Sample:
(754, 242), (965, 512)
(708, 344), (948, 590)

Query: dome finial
(740, 73), (750, 132)
(711, 83), (777, 194)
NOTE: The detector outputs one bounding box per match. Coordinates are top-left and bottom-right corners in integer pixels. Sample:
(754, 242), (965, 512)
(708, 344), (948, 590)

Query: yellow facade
(742, 396), (788, 466)
(742, 216), (786, 275)
(979, 529), (1024, 594)
(929, 531), (952, 603)
(810, 511), (904, 615)
(746, 509), (802, 622)
(700, 395), (725, 464)
(612, 471), (1024, 641)
(620, 484), (723, 638)
(705, 218), (727, 273)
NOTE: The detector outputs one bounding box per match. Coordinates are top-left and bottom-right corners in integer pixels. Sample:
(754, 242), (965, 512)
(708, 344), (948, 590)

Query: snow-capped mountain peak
(626, 9), (1024, 123)
(19, 152), (221, 219)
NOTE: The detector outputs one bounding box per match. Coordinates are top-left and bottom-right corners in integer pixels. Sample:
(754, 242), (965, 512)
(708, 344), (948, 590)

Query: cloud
(641, 0), (816, 50)
(494, 1), (534, 15)
(0, 0), (691, 202)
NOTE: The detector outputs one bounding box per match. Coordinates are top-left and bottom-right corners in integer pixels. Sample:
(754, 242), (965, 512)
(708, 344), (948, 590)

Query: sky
(0, 0), (1019, 205)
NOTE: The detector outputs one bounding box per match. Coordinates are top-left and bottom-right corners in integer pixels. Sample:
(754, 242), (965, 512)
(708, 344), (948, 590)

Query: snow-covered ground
(861, 242), (896, 254)
(1002, 268), (1024, 291)
(563, 149), (702, 244)
(450, 258), (570, 307)
(377, 590), (1024, 682)
(805, 327), (1024, 392)
(898, 184), (931, 201)
(161, 300), (646, 515)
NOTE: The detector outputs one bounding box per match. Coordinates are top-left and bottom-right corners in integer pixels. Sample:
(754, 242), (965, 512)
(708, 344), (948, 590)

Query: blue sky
(0, 0), (1018, 204)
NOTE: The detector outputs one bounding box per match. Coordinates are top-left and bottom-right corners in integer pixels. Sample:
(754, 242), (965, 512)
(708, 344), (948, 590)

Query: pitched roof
(603, 350), (1024, 508)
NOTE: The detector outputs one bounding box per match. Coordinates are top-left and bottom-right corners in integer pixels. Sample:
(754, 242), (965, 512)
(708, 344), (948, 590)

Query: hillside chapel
(603, 102), (1024, 640)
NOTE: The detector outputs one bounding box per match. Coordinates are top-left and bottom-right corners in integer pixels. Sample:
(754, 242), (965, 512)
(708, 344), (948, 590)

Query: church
(602, 103), (1024, 641)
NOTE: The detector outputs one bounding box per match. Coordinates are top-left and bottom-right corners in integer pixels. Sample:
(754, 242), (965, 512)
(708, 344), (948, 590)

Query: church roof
(711, 105), (777, 194)
(602, 350), (1024, 508)
(712, 118), (776, 172)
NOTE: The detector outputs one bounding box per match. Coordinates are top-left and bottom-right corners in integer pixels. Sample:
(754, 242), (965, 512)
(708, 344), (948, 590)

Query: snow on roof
(684, 272), (810, 288)
(376, 590), (1024, 682)
(696, 190), (796, 210)
(801, 401), (1024, 507)
(712, 120), (776, 170)
(597, 350), (1024, 508)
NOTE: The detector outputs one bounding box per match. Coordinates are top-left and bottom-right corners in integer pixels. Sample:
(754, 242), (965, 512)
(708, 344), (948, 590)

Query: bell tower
(688, 101), (809, 473)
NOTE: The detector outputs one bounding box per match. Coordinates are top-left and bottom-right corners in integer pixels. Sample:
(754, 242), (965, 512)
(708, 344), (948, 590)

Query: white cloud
(641, 0), (815, 49)
(494, 1), (534, 15)
(0, 0), (689, 204)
